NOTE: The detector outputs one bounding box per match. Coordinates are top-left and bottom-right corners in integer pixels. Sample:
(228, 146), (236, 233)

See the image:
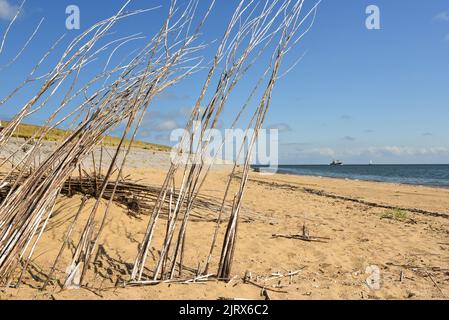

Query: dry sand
(1, 165), (449, 300)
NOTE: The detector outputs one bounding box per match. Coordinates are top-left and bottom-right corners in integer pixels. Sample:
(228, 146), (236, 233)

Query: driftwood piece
(264, 269), (304, 282)
(244, 278), (288, 294)
(423, 270), (446, 298)
(272, 233), (330, 243)
(126, 274), (215, 287)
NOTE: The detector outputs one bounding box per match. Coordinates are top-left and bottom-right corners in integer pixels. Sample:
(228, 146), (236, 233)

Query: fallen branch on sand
(241, 269), (305, 293)
(244, 278), (288, 294)
(263, 269), (305, 283)
(218, 297), (252, 301)
(272, 223), (330, 243)
(386, 262), (449, 273)
(272, 233), (330, 243)
(127, 274), (215, 287)
(424, 270), (446, 298)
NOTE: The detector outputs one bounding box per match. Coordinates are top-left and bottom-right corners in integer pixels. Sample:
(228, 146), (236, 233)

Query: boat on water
(330, 160), (343, 166)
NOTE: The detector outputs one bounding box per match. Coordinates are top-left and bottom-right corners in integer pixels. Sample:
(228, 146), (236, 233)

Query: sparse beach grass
(381, 208), (408, 221)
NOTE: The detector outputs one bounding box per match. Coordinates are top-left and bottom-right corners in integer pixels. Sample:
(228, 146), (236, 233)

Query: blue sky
(1, 0), (449, 164)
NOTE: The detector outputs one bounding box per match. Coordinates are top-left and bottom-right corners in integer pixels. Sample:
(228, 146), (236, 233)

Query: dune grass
(381, 208), (408, 221)
(2, 122), (171, 152)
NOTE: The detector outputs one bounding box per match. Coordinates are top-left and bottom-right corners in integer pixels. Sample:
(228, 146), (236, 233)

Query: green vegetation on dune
(2, 122), (171, 152)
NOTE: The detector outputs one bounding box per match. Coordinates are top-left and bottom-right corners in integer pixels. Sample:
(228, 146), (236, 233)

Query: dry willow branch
(0, 0), (209, 287)
(0, 1), (26, 58)
(131, 0), (283, 281)
(131, 0), (320, 284)
(217, 0), (321, 279)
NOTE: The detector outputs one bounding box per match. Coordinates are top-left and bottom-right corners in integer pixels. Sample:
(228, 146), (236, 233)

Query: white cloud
(284, 145), (449, 159)
(279, 143), (449, 164)
(434, 11), (449, 22)
(154, 120), (178, 132)
(0, 0), (19, 21)
(322, 146), (449, 157)
(361, 146), (449, 157)
(268, 123), (292, 133)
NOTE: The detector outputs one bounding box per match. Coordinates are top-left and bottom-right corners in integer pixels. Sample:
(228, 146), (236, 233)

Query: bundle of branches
(0, 171), (223, 219)
(0, 0), (320, 290)
(131, 0), (320, 283)
(216, 0), (321, 280)
(0, 0), (213, 287)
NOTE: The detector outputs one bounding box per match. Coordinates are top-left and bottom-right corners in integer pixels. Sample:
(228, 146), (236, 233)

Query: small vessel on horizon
(330, 160), (343, 166)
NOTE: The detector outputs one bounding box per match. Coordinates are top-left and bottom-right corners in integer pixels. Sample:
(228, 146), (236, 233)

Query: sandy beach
(1, 158), (448, 300)
(2, 0), (449, 308)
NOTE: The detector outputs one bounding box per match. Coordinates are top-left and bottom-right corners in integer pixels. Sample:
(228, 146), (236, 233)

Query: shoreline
(253, 166), (449, 190)
(273, 171), (449, 190)
(250, 169), (449, 217)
